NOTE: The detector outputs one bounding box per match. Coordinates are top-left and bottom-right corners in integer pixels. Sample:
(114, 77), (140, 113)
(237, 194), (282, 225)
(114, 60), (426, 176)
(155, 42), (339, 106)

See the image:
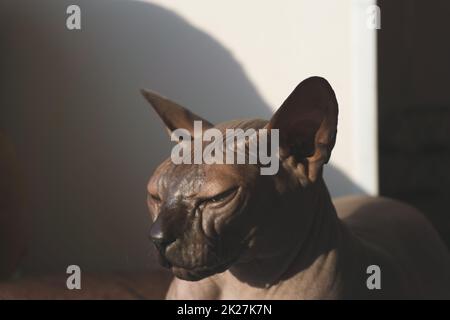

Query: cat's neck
(224, 177), (344, 290)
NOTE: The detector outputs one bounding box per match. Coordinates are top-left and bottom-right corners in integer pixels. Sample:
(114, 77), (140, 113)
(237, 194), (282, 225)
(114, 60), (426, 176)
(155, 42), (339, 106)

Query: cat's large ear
(266, 77), (338, 185)
(141, 89), (213, 136)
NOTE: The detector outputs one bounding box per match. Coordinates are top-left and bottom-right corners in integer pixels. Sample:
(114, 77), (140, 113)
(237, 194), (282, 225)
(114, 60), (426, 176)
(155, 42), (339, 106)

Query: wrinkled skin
(147, 121), (283, 281)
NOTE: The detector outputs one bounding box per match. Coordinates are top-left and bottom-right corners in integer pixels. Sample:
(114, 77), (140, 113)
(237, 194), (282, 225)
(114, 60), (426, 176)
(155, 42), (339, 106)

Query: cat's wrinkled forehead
(151, 118), (269, 190)
(152, 161), (204, 198)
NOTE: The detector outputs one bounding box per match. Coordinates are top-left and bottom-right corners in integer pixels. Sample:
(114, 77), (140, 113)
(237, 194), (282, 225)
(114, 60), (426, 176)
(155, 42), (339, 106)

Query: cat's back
(333, 195), (450, 299)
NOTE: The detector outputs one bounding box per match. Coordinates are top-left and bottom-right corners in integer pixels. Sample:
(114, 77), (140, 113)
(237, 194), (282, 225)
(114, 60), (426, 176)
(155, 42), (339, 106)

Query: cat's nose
(149, 216), (175, 249)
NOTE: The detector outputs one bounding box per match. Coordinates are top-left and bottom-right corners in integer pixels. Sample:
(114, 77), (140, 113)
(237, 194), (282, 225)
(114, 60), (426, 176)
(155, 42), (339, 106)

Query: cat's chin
(170, 259), (235, 281)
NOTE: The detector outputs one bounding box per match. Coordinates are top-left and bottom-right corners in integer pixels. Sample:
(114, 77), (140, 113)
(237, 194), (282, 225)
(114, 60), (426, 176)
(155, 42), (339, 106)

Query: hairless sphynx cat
(142, 77), (450, 299)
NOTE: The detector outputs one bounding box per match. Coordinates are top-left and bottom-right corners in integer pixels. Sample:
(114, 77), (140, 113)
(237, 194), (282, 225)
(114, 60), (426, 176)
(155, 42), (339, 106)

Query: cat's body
(143, 77), (450, 299)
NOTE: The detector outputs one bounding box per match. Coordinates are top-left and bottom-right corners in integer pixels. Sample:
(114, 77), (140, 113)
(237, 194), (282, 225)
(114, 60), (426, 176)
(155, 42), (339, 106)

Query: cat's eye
(207, 187), (238, 204)
(149, 193), (161, 203)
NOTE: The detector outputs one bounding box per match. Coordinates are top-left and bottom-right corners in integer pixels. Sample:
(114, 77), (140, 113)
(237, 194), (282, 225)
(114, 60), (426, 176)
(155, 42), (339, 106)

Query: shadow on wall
(0, 0), (364, 272)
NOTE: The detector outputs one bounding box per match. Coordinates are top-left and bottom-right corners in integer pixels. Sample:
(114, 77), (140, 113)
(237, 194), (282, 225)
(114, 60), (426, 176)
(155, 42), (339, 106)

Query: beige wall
(146, 0), (378, 196)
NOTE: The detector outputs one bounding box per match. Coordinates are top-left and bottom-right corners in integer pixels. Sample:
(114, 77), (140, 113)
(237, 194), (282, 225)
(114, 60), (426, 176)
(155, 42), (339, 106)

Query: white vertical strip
(351, 0), (379, 195)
